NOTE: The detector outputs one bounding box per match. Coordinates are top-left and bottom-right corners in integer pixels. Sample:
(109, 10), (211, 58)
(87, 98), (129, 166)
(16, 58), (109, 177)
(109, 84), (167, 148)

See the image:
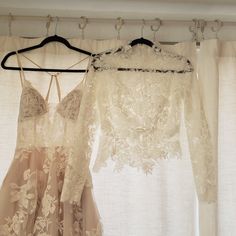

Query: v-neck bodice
(15, 51), (90, 122)
(18, 77), (83, 122)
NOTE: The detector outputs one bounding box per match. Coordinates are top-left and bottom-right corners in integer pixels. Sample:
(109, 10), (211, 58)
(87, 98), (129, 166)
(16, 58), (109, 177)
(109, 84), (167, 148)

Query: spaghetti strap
(45, 74), (61, 103)
(54, 75), (61, 102)
(45, 75), (53, 103)
(80, 55), (92, 87)
(15, 51), (26, 88)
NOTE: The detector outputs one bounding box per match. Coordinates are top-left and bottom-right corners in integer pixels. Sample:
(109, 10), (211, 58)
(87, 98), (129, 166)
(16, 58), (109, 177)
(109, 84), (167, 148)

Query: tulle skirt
(0, 146), (102, 236)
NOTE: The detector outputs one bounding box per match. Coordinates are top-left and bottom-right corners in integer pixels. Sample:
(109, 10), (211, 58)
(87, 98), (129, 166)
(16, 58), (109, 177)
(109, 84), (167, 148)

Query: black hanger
(112, 37), (156, 55)
(93, 37), (158, 62)
(1, 34), (94, 73)
(127, 37), (180, 48)
(129, 37), (154, 48)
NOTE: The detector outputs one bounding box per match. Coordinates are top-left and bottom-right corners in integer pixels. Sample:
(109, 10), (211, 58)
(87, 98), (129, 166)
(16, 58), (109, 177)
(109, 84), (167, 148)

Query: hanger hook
(211, 19), (223, 39)
(141, 19), (145, 38)
(78, 16), (88, 39)
(150, 18), (161, 41)
(8, 13), (13, 36)
(45, 15), (52, 37)
(115, 17), (124, 40)
(55, 16), (59, 35)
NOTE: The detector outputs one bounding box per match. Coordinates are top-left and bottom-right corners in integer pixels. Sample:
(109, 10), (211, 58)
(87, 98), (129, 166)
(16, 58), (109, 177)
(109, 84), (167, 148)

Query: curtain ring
(45, 15), (52, 37)
(189, 19), (198, 41)
(211, 19), (223, 39)
(78, 16), (88, 39)
(189, 19), (205, 41)
(189, 19), (206, 49)
(55, 16), (59, 35)
(199, 20), (206, 40)
(115, 17), (124, 40)
(8, 13), (13, 36)
(141, 19), (145, 38)
(150, 18), (161, 41)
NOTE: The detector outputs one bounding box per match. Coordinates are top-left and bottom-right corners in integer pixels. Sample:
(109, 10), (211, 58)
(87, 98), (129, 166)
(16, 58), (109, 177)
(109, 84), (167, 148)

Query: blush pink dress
(0, 52), (102, 236)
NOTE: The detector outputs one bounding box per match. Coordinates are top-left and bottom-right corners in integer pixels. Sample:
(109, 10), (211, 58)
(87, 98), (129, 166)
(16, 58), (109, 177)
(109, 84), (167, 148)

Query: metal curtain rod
(0, 14), (236, 27)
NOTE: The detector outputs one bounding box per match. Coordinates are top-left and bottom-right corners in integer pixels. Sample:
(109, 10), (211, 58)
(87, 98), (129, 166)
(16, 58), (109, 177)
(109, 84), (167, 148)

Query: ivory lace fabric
(61, 44), (217, 206)
(0, 55), (103, 235)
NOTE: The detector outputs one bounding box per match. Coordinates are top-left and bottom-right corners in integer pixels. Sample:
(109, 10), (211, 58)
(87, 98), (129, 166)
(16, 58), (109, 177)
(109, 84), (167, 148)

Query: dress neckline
(15, 51), (91, 106)
(22, 77), (83, 107)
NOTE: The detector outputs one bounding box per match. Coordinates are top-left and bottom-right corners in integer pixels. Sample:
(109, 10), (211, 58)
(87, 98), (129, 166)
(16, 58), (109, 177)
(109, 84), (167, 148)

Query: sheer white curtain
(218, 41), (236, 236)
(0, 36), (233, 236)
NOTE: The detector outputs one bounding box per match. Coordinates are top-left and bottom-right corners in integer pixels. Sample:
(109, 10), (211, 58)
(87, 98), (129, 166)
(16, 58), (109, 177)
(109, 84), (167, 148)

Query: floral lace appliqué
(57, 89), (83, 120)
(18, 86), (48, 122)
(0, 146), (102, 235)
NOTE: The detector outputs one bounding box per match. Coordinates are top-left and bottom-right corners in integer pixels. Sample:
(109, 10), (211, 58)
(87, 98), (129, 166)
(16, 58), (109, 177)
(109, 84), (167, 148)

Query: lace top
(61, 43), (216, 205)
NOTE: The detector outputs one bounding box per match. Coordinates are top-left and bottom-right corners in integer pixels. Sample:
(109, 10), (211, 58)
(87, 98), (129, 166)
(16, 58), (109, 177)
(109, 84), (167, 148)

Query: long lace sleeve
(184, 72), (217, 203)
(60, 69), (98, 204)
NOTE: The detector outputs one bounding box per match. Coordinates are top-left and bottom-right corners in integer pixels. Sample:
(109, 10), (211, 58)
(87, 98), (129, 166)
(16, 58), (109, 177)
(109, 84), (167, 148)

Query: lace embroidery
(61, 72), (98, 203)
(0, 212), (27, 236)
(33, 216), (52, 236)
(92, 44), (194, 73)
(18, 86), (48, 122)
(41, 189), (57, 217)
(0, 169), (37, 235)
(184, 87), (217, 203)
(14, 148), (34, 161)
(10, 169), (37, 212)
(92, 72), (186, 174)
(18, 83), (83, 122)
(57, 89), (83, 120)
(86, 223), (104, 236)
(71, 204), (83, 235)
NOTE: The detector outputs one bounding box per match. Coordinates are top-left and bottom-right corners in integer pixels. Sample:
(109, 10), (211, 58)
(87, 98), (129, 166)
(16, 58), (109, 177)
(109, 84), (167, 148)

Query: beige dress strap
(54, 75), (61, 102)
(45, 74), (61, 103)
(15, 51), (26, 88)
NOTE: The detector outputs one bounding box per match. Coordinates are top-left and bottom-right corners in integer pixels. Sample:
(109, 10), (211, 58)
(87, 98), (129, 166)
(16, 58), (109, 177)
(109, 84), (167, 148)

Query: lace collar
(91, 41), (194, 74)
